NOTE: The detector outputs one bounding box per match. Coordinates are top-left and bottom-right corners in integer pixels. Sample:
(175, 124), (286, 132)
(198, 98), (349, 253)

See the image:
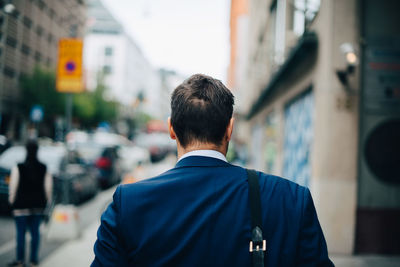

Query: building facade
(84, 0), (162, 120)
(230, 0), (400, 255)
(228, 0), (249, 141)
(0, 0), (86, 139)
(158, 68), (185, 121)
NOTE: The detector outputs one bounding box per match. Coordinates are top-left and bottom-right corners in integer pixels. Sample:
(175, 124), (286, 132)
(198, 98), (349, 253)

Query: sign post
(55, 38), (83, 217)
(30, 105), (44, 123)
(29, 105), (44, 139)
(56, 38), (84, 93)
(56, 38), (84, 135)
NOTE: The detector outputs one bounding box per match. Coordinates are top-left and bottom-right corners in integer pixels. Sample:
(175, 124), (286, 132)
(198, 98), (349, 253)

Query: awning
(246, 32), (318, 120)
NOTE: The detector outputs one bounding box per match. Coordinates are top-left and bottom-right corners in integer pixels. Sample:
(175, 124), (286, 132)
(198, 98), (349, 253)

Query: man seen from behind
(92, 74), (333, 266)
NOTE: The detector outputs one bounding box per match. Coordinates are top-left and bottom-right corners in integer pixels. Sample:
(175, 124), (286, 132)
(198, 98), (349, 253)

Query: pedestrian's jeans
(15, 215), (42, 263)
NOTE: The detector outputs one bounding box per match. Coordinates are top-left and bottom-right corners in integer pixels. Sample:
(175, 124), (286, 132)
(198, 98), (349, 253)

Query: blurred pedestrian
(8, 140), (53, 267)
(92, 74), (333, 266)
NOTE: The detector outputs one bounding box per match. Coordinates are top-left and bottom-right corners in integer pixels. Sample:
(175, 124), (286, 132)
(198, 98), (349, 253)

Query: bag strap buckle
(249, 240), (266, 252)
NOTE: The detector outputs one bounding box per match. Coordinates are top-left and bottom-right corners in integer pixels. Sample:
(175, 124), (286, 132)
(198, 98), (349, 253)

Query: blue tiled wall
(283, 91), (314, 187)
(264, 111), (278, 174)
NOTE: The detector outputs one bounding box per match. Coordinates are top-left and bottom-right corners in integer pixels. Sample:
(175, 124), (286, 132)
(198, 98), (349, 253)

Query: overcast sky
(102, 0), (231, 82)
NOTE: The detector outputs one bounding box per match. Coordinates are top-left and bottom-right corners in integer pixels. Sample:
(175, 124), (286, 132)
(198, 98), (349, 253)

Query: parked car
(72, 141), (104, 165)
(53, 148), (98, 204)
(0, 145), (98, 212)
(92, 131), (132, 147)
(74, 131), (136, 189)
(118, 145), (151, 173)
(134, 132), (176, 162)
(0, 135), (11, 155)
(0, 165), (11, 213)
(66, 130), (90, 145)
(72, 141), (123, 189)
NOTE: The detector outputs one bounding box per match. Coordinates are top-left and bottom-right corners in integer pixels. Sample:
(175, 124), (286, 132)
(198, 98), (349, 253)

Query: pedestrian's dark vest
(13, 161), (47, 210)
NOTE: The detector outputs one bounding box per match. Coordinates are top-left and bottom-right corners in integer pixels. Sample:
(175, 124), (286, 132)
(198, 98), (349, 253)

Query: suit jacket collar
(175, 156), (232, 168)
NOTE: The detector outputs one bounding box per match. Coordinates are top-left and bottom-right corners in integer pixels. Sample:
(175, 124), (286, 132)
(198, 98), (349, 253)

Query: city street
(0, 0), (398, 264)
(0, 155), (176, 266)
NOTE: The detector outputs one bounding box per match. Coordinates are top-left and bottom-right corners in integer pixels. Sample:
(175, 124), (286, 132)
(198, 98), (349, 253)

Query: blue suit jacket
(92, 156), (333, 266)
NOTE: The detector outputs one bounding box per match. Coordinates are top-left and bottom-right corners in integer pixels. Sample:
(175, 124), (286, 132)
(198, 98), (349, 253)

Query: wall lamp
(1, 0), (18, 17)
(336, 43), (358, 92)
(4, 3), (15, 14)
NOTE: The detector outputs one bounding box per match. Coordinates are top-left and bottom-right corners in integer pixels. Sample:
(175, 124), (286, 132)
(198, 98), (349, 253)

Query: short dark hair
(26, 140), (38, 161)
(170, 74), (234, 148)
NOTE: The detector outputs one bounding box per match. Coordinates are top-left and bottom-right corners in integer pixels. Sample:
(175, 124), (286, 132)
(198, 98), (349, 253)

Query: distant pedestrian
(8, 140), (53, 267)
(92, 74), (333, 266)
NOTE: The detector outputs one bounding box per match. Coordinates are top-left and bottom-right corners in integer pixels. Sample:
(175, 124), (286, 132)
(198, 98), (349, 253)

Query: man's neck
(177, 142), (227, 159)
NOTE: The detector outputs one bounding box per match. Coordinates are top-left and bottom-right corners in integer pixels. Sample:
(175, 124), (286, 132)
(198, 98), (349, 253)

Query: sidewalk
(41, 222), (99, 267)
(41, 221), (400, 267)
(331, 255), (400, 267)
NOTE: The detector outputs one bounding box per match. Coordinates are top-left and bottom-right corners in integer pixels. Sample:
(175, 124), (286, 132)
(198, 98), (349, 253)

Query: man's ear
(167, 117), (176, 140)
(226, 117), (234, 141)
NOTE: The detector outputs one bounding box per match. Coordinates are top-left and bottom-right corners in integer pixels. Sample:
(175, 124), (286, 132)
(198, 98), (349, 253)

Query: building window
(19, 72), (27, 80)
(3, 66), (16, 78)
(23, 16), (32, 29)
(34, 51), (41, 62)
(21, 44), (31, 55)
(290, 0), (320, 36)
(103, 65), (112, 74)
(36, 25), (43, 37)
(48, 8), (55, 19)
(6, 36), (17, 48)
(270, 0), (286, 65)
(47, 33), (53, 43)
(37, 0), (46, 10)
(105, 46), (113, 56)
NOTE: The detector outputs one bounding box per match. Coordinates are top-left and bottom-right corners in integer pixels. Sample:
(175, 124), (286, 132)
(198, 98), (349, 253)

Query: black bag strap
(246, 169), (266, 267)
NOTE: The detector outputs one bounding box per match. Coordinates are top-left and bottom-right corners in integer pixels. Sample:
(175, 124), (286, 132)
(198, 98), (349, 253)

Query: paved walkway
(41, 222), (98, 267)
(331, 254), (400, 267)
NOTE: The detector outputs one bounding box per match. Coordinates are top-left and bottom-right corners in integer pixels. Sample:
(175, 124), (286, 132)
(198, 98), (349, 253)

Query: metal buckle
(249, 240), (266, 252)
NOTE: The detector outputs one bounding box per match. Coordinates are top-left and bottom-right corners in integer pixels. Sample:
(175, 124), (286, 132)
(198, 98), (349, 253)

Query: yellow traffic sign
(56, 38), (84, 93)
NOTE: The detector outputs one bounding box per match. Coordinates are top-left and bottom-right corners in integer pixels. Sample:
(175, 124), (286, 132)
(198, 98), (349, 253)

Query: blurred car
(0, 165), (11, 213)
(55, 149), (98, 204)
(92, 131), (132, 147)
(73, 141), (123, 189)
(0, 145), (98, 211)
(72, 141), (104, 165)
(118, 145), (151, 173)
(94, 146), (122, 189)
(66, 130), (90, 145)
(72, 132), (140, 189)
(134, 132), (176, 162)
(0, 135), (11, 155)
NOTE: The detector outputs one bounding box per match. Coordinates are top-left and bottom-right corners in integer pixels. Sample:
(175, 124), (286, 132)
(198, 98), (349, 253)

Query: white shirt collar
(178, 150), (227, 163)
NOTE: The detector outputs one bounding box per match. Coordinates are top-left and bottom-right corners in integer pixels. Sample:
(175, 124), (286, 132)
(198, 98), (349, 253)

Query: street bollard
(46, 204), (81, 240)
(47, 175), (81, 240)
